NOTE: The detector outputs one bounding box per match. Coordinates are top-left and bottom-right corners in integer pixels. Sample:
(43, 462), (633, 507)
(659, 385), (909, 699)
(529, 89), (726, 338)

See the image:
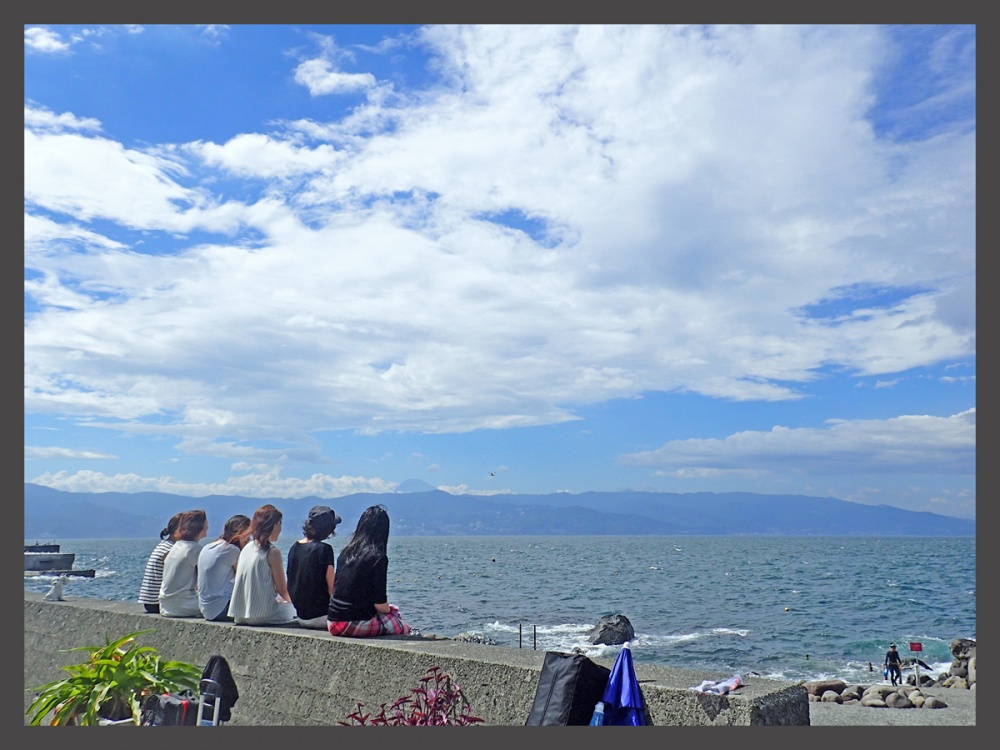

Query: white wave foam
(711, 627), (749, 637)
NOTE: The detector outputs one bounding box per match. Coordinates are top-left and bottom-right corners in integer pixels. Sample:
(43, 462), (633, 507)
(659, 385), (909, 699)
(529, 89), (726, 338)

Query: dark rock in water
(949, 637), (976, 661)
(588, 614), (635, 645)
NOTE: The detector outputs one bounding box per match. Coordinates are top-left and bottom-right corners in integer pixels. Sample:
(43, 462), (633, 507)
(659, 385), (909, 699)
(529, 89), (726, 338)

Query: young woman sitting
(198, 514), (251, 622)
(159, 509), (208, 617)
(228, 504), (297, 626)
(327, 505), (411, 637)
(286, 505), (341, 629)
(137, 512), (183, 614)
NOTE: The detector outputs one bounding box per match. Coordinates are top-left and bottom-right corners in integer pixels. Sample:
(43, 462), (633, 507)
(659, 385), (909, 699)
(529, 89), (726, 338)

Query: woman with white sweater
(159, 509), (208, 618)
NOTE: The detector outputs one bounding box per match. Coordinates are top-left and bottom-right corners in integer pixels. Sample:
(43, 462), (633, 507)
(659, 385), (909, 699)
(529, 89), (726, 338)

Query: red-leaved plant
(340, 666), (485, 726)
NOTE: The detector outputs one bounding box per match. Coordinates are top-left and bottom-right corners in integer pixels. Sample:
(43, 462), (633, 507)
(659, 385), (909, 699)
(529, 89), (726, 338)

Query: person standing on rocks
(884, 643), (903, 686)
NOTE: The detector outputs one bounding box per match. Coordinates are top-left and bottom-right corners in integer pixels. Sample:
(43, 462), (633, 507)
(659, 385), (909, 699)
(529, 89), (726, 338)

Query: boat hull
(24, 552), (75, 571)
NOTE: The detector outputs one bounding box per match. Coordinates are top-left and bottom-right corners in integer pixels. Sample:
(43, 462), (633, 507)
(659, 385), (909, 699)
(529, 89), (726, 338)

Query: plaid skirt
(327, 604), (411, 637)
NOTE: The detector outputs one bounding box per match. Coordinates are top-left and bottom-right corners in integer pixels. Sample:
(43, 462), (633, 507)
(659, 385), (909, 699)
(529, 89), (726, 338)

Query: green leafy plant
(25, 629), (202, 726)
(341, 666), (485, 726)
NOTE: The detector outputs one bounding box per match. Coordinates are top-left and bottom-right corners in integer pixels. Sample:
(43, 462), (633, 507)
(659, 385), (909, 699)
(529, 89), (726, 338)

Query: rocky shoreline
(804, 638), (976, 715)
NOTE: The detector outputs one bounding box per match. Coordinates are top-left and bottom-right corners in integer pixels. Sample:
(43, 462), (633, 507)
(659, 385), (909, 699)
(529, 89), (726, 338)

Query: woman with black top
(327, 505), (411, 637)
(286, 505), (341, 628)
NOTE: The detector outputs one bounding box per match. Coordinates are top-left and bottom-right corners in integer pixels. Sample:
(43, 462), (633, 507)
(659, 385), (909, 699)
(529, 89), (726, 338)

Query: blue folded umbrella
(600, 642), (646, 726)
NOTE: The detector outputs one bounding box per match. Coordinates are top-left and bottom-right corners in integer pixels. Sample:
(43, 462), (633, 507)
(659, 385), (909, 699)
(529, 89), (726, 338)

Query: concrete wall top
(24, 592), (809, 726)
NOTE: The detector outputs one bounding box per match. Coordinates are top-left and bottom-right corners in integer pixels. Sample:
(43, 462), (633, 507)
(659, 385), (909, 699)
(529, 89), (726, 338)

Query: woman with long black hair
(327, 505), (411, 637)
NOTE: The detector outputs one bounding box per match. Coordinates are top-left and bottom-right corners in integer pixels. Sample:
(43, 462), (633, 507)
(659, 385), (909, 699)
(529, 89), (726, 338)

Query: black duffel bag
(525, 651), (612, 726)
(139, 690), (201, 726)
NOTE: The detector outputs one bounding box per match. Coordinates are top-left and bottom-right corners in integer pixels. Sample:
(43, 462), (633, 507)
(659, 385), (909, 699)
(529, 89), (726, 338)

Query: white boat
(24, 542), (96, 577)
(24, 550), (76, 571)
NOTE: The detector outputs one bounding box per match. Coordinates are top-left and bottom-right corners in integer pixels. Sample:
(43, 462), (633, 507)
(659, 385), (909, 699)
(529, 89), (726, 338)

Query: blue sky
(24, 24), (976, 518)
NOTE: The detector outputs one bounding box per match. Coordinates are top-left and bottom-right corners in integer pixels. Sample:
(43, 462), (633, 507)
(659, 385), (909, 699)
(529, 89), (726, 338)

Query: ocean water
(24, 535), (975, 685)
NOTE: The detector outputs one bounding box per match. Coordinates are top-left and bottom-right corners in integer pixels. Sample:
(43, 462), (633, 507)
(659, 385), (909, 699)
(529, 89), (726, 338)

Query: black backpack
(139, 690), (200, 726)
(525, 651), (611, 726)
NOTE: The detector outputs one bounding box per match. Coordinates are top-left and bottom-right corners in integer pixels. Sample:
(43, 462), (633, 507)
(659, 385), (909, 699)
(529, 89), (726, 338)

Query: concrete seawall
(24, 593), (809, 725)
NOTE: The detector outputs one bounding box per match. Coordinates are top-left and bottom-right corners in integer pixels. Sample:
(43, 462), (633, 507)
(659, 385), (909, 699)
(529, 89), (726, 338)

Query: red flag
(909, 642), (922, 652)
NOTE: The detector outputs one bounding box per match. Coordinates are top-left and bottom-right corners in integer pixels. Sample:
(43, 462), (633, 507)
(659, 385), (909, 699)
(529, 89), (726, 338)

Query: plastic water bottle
(589, 701), (605, 726)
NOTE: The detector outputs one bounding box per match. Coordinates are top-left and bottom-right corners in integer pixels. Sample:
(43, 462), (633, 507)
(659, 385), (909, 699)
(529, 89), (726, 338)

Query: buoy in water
(784, 607), (790, 611)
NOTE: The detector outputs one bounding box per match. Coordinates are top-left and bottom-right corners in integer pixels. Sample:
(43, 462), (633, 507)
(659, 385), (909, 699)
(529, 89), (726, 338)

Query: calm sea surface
(24, 535), (975, 685)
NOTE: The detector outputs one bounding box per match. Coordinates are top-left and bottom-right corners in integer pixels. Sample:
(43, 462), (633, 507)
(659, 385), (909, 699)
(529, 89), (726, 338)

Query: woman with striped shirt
(137, 512), (183, 614)
(228, 504), (297, 625)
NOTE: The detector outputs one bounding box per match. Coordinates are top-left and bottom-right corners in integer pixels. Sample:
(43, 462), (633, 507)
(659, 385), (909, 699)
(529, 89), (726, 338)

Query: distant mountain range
(23, 483), (975, 539)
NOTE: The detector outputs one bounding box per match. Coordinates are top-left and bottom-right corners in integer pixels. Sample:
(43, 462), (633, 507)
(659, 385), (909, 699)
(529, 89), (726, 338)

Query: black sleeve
(372, 555), (389, 604)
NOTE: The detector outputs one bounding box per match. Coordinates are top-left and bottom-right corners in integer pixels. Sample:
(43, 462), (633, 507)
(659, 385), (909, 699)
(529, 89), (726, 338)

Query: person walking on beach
(287, 505), (341, 629)
(884, 643), (903, 686)
(228, 504), (297, 625)
(198, 514), (251, 622)
(160, 510), (209, 617)
(327, 505), (411, 637)
(137, 512), (184, 614)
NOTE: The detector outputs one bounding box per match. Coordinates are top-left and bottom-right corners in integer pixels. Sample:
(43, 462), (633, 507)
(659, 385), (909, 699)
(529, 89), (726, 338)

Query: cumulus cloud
(619, 408), (975, 476)
(29, 465), (398, 498)
(294, 58), (377, 96)
(185, 133), (343, 179)
(24, 105), (102, 133)
(25, 27), (70, 53)
(24, 25), (975, 467)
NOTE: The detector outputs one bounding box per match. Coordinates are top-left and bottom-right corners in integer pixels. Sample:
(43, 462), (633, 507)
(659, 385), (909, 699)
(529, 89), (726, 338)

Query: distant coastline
(25, 483), (975, 539)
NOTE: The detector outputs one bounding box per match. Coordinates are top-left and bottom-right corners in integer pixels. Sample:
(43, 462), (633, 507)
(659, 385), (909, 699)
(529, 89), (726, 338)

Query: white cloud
(24, 115), (250, 234)
(24, 105), (102, 133)
(435, 484), (510, 496)
(294, 58), (377, 96)
(185, 133), (343, 179)
(619, 408), (975, 476)
(24, 446), (117, 460)
(25, 27), (70, 53)
(29, 465), (398, 498)
(200, 25), (229, 42)
(24, 26), (975, 462)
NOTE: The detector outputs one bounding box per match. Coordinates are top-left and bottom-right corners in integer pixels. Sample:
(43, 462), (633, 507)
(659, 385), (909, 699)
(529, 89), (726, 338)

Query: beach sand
(808, 686), (975, 726)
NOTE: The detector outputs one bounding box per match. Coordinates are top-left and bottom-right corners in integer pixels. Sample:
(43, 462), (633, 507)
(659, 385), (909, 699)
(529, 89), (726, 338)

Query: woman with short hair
(228, 504), (297, 625)
(327, 505), (411, 637)
(159, 509), (208, 617)
(287, 505), (341, 629)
